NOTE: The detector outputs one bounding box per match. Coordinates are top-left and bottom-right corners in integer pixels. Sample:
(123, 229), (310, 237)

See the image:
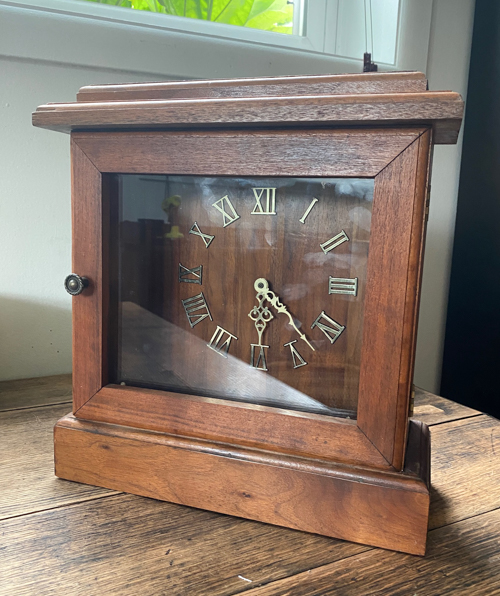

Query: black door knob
(64, 274), (89, 296)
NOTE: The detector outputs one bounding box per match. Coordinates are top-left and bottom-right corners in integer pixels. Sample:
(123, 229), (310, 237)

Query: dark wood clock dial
(110, 174), (373, 417)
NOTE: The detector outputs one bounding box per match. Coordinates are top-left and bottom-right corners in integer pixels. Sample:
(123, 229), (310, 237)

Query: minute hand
(264, 290), (315, 352)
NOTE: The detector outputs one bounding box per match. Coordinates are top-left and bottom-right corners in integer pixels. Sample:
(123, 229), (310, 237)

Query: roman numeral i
(299, 198), (318, 223)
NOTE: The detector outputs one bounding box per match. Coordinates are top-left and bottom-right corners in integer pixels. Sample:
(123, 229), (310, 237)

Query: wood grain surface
(0, 376), (498, 595)
(242, 509), (500, 595)
(412, 386), (480, 425)
(357, 133), (429, 470)
(76, 72), (428, 102)
(0, 373), (71, 411)
(69, 126), (431, 473)
(33, 91), (463, 144)
(37, 80), (462, 489)
(71, 140), (104, 410)
(54, 414), (430, 554)
(428, 415), (500, 529)
(78, 384), (390, 468)
(0, 403), (116, 520)
(0, 494), (369, 596)
(392, 129), (432, 469)
(74, 128), (422, 178)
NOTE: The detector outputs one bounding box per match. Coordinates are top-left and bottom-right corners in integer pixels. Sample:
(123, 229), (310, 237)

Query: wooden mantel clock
(33, 72), (463, 556)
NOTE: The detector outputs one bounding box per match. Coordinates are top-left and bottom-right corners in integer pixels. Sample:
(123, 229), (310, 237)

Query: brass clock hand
(248, 280), (274, 346)
(254, 278), (315, 352)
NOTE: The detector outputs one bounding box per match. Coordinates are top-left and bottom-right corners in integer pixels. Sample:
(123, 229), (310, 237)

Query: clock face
(109, 174), (374, 418)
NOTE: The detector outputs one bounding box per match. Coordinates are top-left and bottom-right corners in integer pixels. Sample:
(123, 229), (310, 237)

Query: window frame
(0, 0), (433, 78)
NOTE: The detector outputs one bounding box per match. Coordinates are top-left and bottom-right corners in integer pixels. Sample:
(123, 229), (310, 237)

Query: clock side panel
(357, 130), (432, 470)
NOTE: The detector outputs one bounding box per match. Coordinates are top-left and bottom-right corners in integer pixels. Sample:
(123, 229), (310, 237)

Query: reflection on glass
(109, 175), (374, 418)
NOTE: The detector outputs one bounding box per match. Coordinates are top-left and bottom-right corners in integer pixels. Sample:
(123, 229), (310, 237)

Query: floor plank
(0, 404), (116, 520)
(0, 494), (368, 596)
(413, 386), (481, 426)
(0, 374), (72, 411)
(242, 508), (500, 596)
(2, 395), (498, 530)
(429, 414), (500, 529)
(1, 377), (499, 594)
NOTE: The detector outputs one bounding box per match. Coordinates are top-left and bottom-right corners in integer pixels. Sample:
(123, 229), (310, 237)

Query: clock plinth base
(54, 416), (430, 555)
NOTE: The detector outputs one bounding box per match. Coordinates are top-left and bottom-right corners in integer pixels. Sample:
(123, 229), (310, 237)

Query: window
(0, 0), (432, 77)
(76, 0), (303, 36)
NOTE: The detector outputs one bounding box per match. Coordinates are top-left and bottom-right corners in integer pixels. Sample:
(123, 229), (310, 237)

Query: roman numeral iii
(212, 195), (240, 227)
(328, 277), (358, 296)
(320, 230), (349, 254)
(251, 188), (276, 215)
(179, 263), (203, 285)
(207, 326), (238, 358)
(181, 292), (213, 328)
(311, 311), (345, 344)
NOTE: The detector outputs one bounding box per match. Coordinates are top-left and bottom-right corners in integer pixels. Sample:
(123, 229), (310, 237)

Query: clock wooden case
(33, 72), (463, 555)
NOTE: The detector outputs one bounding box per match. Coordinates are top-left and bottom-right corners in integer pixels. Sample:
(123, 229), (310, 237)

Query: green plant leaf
(183, 0), (208, 18)
(210, 0), (254, 25)
(246, 0), (281, 21)
(245, 8), (291, 30)
(133, 0), (161, 12)
(78, 0), (295, 33)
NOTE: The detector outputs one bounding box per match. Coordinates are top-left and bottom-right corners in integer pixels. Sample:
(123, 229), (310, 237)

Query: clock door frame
(70, 125), (431, 472)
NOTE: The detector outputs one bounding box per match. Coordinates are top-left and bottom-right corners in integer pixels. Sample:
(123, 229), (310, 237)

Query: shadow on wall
(0, 297), (72, 382)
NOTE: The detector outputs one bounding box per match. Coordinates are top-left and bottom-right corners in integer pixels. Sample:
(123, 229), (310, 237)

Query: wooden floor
(1, 375), (499, 595)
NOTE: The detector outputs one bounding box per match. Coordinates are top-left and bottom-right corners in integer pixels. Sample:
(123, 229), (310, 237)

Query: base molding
(54, 416), (430, 555)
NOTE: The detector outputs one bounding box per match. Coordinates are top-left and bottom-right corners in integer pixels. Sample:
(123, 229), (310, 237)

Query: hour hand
(254, 278), (315, 351)
(249, 280), (274, 346)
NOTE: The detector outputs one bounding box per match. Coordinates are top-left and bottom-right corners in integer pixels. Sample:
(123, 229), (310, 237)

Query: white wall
(0, 0), (474, 391)
(414, 0), (475, 392)
(0, 59), (156, 380)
